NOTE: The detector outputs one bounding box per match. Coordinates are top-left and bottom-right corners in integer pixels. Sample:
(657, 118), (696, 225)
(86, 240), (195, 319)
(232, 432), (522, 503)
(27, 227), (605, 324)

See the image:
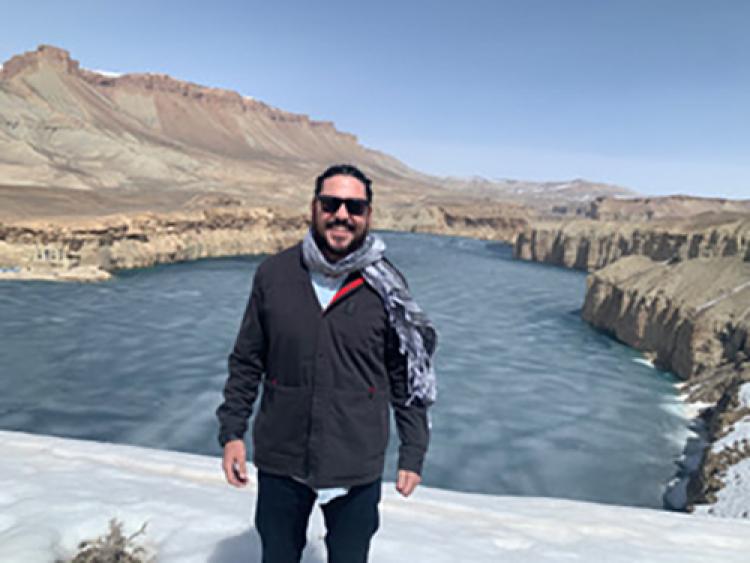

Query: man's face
(311, 174), (371, 259)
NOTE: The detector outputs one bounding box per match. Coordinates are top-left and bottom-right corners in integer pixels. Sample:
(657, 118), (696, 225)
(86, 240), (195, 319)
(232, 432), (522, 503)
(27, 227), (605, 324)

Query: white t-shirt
(310, 270), (347, 309)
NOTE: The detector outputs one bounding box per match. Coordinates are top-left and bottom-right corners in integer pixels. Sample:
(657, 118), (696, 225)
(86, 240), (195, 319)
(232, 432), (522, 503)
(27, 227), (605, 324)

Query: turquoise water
(0, 232), (687, 507)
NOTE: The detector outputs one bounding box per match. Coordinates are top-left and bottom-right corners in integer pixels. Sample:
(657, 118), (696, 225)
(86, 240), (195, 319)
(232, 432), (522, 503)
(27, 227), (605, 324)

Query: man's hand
(396, 469), (421, 497)
(222, 439), (248, 487)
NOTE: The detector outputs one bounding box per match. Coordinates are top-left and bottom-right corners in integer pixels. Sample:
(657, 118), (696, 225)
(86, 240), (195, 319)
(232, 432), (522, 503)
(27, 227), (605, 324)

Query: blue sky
(1, 0), (748, 198)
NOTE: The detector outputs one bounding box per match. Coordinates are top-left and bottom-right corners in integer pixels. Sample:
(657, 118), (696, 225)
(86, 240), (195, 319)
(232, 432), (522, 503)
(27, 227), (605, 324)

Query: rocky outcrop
(0, 44), (81, 79)
(0, 207), (308, 281)
(514, 215), (750, 271)
(581, 255), (750, 381)
(513, 206), (750, 516)
(581, 254), (750, 514)
(689, 377), (750, 515)
(0, 203), (530, 282)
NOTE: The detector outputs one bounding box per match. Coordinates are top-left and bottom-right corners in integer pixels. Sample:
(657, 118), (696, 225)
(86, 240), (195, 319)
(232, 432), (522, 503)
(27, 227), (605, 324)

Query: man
(216, 163), (437, 563)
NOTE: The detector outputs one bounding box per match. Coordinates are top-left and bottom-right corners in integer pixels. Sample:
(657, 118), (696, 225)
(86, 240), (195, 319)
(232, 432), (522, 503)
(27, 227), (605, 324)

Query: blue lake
(0, 232), (688, 508)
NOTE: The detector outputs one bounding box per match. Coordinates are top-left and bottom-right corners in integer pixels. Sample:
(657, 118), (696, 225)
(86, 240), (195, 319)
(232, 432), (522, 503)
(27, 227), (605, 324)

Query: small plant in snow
(58, 518), (155, 563)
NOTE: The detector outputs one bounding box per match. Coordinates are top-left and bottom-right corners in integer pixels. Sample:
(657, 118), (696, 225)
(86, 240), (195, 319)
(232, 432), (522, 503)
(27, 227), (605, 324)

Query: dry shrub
(57, 518), (155, 563)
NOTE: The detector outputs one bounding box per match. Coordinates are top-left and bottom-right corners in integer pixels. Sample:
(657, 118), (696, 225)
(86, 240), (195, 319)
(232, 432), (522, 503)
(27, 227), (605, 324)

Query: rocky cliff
(581, 255), (750, 381)
(514, 214), (750, 271)
(581, 254), (750, 514)
(686, 376), (750, 516)
(0, 203), (530, 281)
(512, 202), (750, 515)
(0, 207), (306, 281)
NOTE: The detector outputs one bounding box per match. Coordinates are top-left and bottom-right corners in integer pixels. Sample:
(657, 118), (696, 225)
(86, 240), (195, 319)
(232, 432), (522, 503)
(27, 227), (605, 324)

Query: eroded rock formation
(0, 207), (306, 281)
(0, 203), (531, 281)
(576, 237), (750, 514)
(581, 255), (750, 381)
(514, 215), (750, 271)
(513, 201), (750, 515)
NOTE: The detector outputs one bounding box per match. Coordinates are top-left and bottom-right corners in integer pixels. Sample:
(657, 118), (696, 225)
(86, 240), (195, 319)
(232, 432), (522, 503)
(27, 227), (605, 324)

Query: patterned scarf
(301, 229), (438, 406)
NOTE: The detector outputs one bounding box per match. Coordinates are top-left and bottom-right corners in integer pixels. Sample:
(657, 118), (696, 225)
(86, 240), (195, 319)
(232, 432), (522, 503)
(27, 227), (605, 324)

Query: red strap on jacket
(328, 277), (364, 308)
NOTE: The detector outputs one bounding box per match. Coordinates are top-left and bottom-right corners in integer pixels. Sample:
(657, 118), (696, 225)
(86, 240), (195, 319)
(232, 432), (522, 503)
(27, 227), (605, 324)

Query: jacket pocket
(325, 388), (389, 478)
(252, 381), (311, 460)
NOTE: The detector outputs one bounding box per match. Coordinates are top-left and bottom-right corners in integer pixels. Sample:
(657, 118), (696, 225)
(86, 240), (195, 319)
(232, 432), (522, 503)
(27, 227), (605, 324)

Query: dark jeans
(254, 470), (381, 563)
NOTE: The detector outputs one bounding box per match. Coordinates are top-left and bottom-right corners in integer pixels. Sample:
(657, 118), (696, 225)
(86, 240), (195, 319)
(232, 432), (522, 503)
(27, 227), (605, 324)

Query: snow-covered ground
(2, 430), (750, 563)
(693, 382), (750, 519)
(698, 458), (750, 519)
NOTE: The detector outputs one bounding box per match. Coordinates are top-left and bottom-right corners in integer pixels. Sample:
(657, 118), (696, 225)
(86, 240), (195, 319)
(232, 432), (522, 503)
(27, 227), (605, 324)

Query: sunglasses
(316, 195), (370, 216)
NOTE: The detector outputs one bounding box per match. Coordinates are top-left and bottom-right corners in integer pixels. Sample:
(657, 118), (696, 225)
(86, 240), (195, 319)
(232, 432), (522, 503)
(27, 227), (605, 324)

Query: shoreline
(0, 264), (112, 282)
(515, 218), (750, 517)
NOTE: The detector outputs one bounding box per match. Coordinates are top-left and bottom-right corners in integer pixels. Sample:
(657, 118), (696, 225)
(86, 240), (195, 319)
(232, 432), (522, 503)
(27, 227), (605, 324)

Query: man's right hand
(222, 439), (248, 487)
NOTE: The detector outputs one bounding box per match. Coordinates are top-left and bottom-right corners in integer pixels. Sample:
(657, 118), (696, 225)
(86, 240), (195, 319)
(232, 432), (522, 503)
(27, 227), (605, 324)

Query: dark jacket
(216, 242), (430, 488)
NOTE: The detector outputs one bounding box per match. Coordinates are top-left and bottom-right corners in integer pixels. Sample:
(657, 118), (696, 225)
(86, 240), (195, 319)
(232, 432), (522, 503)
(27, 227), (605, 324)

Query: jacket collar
(295, 243), (365, 313)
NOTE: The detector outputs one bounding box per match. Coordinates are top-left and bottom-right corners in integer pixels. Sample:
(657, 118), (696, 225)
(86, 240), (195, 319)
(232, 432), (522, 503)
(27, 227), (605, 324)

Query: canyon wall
(580, 254), (750, 513)
(513, 216), (750, 271)
(0, 204), (529, 281)
(532, 210), (750, 515)
(581, 255), (750, 382)
(512, 208), (750, 515)
(0, 208), (307, 281)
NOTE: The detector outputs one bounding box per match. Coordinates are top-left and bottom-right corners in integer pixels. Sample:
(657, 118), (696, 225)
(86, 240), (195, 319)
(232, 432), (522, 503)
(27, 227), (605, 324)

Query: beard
(312, 215), (368, 260)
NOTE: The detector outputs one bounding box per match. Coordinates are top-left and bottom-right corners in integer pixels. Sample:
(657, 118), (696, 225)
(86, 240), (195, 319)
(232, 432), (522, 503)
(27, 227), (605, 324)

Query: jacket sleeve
(215, 266), (267, 447)
(386, 324), (430, 475)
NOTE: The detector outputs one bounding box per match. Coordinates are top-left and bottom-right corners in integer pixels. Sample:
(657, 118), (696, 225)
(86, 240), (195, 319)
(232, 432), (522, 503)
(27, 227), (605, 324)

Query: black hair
(315, 164), (373, 203)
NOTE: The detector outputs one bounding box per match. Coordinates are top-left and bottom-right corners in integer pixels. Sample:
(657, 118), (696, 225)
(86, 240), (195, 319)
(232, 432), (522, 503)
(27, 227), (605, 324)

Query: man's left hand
(396, 469), (421, 497)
